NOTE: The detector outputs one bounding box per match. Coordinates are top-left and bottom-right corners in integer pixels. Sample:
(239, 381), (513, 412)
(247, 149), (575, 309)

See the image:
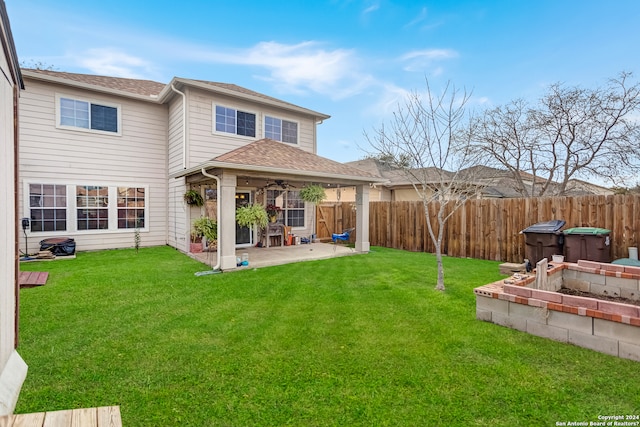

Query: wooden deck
(0, 406), (121, 427)
(18, 271), (49, 288)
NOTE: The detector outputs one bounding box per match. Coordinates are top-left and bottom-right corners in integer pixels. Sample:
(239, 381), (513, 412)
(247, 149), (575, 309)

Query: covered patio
(173, 138), (384, 271)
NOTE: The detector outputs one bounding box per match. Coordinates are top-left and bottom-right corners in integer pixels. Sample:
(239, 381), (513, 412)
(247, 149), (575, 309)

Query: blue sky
(6, 0), (640, 163)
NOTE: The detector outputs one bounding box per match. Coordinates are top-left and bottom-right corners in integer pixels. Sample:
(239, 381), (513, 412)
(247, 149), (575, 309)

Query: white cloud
(404, 7), (428, 28)
(363, 3), (380, 14)
(187, 41), (377, 100)
(399, 49), (459, 74)
(77, 48), (154, 79)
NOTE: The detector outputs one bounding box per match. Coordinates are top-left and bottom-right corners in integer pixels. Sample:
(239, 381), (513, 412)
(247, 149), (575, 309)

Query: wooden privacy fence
(316, 194), (640, 263)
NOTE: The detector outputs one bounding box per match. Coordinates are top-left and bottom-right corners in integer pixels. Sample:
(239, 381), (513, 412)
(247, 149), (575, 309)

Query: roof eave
(160, 77), (330, 120)
(171, 161), (384, 185)
(21, 70), (162, 103)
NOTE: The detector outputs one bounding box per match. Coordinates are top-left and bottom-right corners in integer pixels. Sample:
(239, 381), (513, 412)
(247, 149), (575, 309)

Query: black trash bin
(563, 227), (611, 263)
(39, 237), (76, 256)
(521, 220), (566, 266)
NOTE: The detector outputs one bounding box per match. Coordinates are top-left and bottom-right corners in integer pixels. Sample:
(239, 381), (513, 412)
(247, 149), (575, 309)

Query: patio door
(235, 191), (253, 247)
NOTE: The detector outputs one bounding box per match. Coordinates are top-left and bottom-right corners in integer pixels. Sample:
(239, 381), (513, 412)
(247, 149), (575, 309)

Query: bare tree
(365, 80), (484, 291)
(474, 72), (640, 196)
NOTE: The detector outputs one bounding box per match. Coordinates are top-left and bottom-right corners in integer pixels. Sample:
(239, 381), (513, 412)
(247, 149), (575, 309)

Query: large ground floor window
(26, 182), (148, 234)
(266, 189), (305, 228)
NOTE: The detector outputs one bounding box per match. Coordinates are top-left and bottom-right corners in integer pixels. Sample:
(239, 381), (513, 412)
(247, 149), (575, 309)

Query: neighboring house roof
(21, 69), (331, 120)
(344, 158), (450, 187)
(177, 138), (383, 184)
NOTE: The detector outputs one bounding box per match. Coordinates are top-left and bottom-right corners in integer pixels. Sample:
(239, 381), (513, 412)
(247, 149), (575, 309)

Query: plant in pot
(299, 184), (327, 242)
(235, 204), (268, 229)
(265, 204), (282, 223)
(193, 216), (217, 251)
(184, 189), (204, 207)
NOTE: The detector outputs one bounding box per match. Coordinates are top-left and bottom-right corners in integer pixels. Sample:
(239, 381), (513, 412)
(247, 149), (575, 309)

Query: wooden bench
(0, 406), (121, 427)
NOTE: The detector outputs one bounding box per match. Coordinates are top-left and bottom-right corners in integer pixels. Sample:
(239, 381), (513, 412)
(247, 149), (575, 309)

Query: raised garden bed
(475, 260), (640, 362)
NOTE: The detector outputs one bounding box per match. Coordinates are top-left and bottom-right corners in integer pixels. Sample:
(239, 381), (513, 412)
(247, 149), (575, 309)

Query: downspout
(201, 168), (221, 271)
(170, 84), (187, 169)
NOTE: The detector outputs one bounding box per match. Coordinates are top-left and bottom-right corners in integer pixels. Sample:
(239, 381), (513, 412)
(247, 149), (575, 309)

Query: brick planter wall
(475, 261), (640, 362)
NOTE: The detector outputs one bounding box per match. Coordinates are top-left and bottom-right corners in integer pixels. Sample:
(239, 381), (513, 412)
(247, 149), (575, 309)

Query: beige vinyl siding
(0, 53), (16, 370)
(167, 96), (188, 251)
(18, 78), (168, 252)
(186, 87), (319, 167)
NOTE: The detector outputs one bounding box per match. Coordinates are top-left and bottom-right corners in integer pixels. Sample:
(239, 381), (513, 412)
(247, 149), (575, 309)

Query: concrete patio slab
(190, 242), (361, 270)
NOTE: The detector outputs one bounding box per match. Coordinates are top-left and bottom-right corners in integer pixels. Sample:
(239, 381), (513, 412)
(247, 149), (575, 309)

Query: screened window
(266, 189), (305, 227)
(59, 97), (119, 133)
(117, 187), (146, 229)
(29, 184), (67, 232)
(265, 116), (298, 144)
(215, 105), (255, 137)
(76, 186), (109, 230)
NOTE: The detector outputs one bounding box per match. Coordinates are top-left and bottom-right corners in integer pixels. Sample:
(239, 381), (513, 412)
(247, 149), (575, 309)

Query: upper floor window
(215, 105), (256, 137)
(265, 116), (298, 144)
(58, 96), (120, 134)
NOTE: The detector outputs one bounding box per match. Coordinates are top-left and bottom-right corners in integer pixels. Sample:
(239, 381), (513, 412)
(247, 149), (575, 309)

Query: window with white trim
(117, 187), (146, 229)
(265, 116), (298, 144)
(58, 96), (120, 133)
(27, 183), (148, 233)
(29, 184), (67, 232)
(267, 189), (305, 227)
(76, 186), (109, 230)
(214, 105), (256, 137)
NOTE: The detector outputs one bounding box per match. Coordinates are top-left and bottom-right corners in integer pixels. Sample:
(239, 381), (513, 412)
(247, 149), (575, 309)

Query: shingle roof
(23, 68), (165, 97)
(214, 138), (379, 179)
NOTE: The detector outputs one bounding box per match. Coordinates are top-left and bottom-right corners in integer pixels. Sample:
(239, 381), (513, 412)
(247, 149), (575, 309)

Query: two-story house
(18, 69), (379, 270)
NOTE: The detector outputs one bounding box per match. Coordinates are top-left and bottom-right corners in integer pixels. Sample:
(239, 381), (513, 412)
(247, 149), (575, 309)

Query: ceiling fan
(265, 179), (295, 190)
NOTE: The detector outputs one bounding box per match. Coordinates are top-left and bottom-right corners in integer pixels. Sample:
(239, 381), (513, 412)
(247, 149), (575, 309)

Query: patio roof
(174, 138), (385, 185)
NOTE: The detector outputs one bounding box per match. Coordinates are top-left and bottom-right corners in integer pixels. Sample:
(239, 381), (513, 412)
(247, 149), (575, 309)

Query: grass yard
(17, 246), (640, 426)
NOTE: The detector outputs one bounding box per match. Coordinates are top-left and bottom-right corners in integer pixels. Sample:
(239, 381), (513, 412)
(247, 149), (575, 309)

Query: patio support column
(355, 184), (370, 252)
(219, 172), (237, 270)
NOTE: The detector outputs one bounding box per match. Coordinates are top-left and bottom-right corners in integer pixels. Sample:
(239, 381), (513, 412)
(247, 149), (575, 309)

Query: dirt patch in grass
(558, 287), (640, 307)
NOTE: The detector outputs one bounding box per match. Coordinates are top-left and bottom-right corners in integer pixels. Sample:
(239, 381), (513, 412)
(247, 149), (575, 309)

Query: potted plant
(236, 204), (268, 229)
(299, 184), (327, 242)
(193, 216), (217, 250)
(184, 189), (204, 207)
(266, 204), (282, 222)
(190, 229), (203, 253)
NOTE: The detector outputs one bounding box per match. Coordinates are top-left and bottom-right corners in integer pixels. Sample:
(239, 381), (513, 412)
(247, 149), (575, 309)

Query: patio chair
(331, 228), (354, 243)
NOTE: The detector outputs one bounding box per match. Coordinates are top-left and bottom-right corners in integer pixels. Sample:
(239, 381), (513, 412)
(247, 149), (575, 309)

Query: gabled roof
(21, 69), (331, 120)
(176, 138), (383, 184)
(22, 68), (165, 98)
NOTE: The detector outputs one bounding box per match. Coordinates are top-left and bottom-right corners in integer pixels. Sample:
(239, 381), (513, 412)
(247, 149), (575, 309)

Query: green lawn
(17, 246), (640, 426)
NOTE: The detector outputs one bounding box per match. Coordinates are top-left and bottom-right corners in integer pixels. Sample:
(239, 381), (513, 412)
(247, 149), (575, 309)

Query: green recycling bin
(563, 227), (611, 263)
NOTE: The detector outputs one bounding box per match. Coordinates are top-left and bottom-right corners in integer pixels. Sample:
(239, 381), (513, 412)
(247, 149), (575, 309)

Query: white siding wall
(0, 44), (16, 372)
(18, 79), (169, 252)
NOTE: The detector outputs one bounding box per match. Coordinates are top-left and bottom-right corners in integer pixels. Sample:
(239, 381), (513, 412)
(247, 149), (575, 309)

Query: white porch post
(355, 184), (370, 252)
(219, 172), (237, 270)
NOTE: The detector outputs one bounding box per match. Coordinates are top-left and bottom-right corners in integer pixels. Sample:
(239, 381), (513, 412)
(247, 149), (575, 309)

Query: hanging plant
(236, 204), (268, 229)
(299, 184), (327, 204)
(184, 189), (204, 206)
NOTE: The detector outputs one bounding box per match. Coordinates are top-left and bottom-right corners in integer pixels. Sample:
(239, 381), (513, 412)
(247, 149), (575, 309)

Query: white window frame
(55, 93), (122, 136)
(266, 189), (305, 229)
(24, 181), (149, 236)
(212, 103), (257, 139)
(264, 115), (299, 145)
